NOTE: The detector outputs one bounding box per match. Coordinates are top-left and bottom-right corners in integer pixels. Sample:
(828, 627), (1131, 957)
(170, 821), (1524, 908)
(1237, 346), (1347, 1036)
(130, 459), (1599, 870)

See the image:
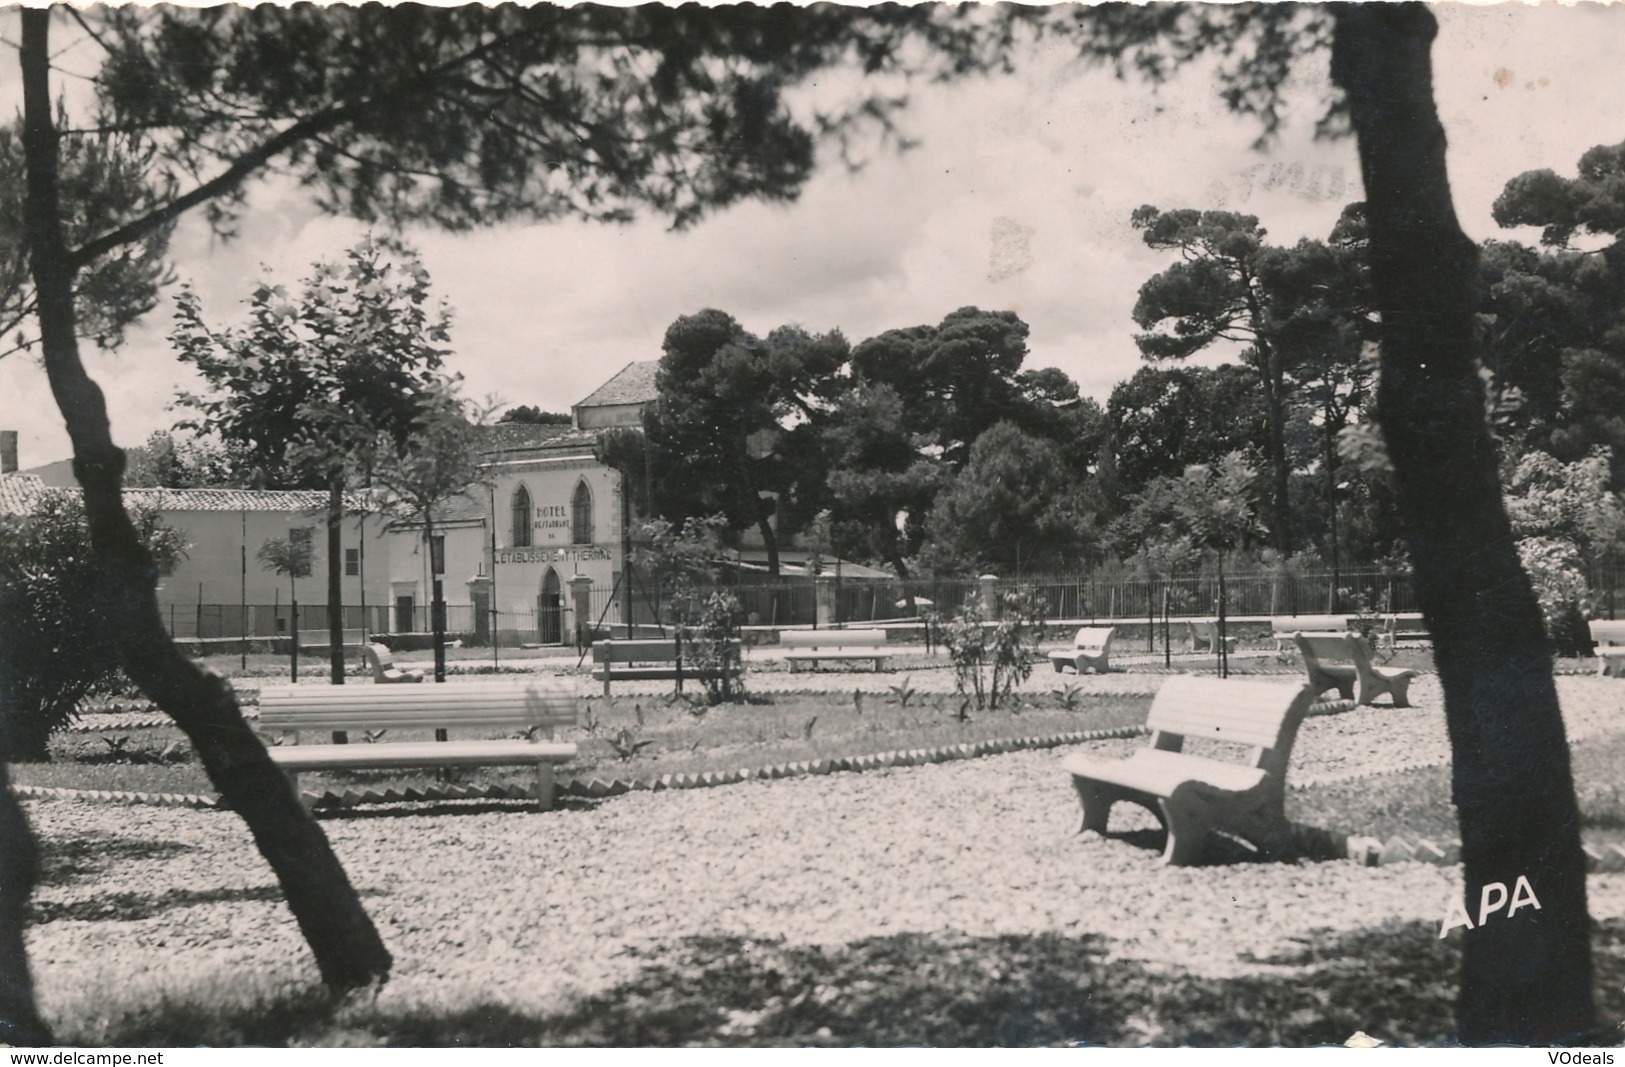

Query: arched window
(571, 480), (593, 545)
(510, 485), (532, 548)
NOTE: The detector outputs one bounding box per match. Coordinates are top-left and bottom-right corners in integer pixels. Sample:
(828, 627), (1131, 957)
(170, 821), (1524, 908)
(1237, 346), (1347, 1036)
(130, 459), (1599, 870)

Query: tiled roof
(0, 478), (378, 517)
(125, 488), (364, 514)
(0, 474), (49, 514)
(473, 423), (599, 456)
(575, 360), (660, 409)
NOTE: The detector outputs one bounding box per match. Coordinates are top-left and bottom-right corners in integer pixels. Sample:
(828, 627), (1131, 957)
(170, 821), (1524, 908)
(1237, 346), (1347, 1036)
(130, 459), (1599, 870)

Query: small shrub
(943, 586), (1049, 711)
(674, 590), (747, 705)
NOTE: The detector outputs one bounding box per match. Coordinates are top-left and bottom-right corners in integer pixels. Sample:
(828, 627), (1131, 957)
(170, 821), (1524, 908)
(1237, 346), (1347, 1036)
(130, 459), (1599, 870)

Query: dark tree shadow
(30, 884), (387, 925)
(65, 919), (1625, 1047)
(36, 832), (195, 887)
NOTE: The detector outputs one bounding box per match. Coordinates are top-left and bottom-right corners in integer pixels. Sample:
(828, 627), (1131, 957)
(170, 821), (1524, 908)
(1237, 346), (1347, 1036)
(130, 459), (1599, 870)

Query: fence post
(979, 574), (998, 617)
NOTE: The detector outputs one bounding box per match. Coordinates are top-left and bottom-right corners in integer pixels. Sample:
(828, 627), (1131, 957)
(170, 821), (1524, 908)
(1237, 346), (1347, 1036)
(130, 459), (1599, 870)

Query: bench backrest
(1271, 615), (1350, 635)
(779, 628), (887, 649)
(363, 643), (399, 671)
(1293, 631), (1379, 675)
(260, 680), (579, 736)
(1145, 676), (1316, 775)
(1072, 627), (1114, 652)
(592, 638), (742, 665)
(1591, 619), (1625, 647)
(297, 629), (365, 647)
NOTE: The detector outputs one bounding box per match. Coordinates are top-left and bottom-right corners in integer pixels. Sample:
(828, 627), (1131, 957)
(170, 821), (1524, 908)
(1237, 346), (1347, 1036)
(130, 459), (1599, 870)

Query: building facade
(383, 424), (628, 647)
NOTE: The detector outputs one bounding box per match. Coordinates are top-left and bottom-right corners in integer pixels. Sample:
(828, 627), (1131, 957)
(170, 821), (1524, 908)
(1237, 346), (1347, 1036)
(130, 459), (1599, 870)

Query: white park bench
(1293, 631), (1420, 707)
(1591, 619), (1625, 677)
(258, 680), (579, 809)
(363, 643), (424, 684)
(590, 638), (743, 699)
(297, 628), (366, 652)
(1061, 677), (1317, 866)
(781, 628), (890, 672)
(1381, 613), (1430, 650)
(1269, 614), (1351, 652)
(1048, 627), (1115, 675)
(1187, 619), (1238, 655)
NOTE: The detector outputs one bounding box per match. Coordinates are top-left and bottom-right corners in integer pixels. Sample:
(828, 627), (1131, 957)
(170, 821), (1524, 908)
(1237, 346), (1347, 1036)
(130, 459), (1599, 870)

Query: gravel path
(21, 673), (1625, 1034)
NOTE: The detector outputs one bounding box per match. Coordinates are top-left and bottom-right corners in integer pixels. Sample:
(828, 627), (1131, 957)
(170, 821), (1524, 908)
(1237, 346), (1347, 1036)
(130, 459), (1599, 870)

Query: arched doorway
(538, 568), (563, 645)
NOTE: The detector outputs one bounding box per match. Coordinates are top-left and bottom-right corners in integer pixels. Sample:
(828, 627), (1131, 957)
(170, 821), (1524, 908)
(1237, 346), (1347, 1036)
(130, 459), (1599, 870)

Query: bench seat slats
(1061, 749), (1268, 797)
(268, 740), (576, 771)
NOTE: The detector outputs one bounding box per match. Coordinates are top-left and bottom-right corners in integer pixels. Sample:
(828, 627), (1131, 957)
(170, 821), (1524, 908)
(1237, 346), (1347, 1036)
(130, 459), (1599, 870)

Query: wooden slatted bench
(1049, 627), (1114, 675)
(1270, 614), (1350, 652)
(781, 628), (889, 672)
(1061, 676), (1317, 866)
(590, 638), (743, 699)
(1591, 619), (1625, 677)
(258, 680), (579, 809)
(1293, 632), (1419, 707)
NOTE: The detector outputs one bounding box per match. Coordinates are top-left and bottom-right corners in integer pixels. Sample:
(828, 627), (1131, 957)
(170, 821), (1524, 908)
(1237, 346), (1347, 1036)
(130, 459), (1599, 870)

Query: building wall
(575, 402), (646, 430)
(384, 447), (627, 644)
(152, 508), (393, 637)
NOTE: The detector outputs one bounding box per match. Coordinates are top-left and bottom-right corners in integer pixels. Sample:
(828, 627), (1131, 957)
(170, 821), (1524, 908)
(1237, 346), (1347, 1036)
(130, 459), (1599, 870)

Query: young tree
(369, 381), (486, 683)
(0, 492), (184, 761)
(171, 236), (454, 684)
(257, 532), (315, 683)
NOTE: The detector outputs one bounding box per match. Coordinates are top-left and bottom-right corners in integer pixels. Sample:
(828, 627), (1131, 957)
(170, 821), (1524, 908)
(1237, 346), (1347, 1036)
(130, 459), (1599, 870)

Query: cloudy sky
(5, 3), (1625, 470)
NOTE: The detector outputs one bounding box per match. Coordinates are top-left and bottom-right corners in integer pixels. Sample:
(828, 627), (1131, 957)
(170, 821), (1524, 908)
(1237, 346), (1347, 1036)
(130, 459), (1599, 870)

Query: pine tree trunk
(327, 476), (346, 685)
(18, 10), (391, 995)
(0, 765), (51, 1044)
(1332, 5), (1594, 1043)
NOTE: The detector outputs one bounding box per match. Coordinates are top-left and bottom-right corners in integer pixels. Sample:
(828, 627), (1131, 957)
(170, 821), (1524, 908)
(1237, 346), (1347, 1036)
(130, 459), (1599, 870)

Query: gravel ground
(21, 671), (1625, 1036)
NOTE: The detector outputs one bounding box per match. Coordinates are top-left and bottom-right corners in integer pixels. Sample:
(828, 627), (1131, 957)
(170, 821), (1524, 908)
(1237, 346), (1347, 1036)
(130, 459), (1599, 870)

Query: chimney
(0, 431), (16, 475)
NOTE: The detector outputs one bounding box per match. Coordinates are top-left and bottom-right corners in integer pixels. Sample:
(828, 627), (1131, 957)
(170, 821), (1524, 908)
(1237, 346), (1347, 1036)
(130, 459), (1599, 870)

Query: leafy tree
(1104, 363), (1269, 506)
(123, 430), (242, 489)
(1488, 143), (1625, 483)
(644, 310), (846, 575)
(257, 532), (315, 683)
(1130, 206), (1368, 555)
(498, 405), (572, 425)
(849, 306), (1035, 470)
(0, 492), (184, 761)
(927, 421), (1099, 575)
(171, 236), (454, 685)
(0, 109), (173, 364)
(820, 381), (948, 585)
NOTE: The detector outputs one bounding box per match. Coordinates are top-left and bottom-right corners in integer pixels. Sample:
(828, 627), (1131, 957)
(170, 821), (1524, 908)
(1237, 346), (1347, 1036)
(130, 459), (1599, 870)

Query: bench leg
(534, 763), (556, 812)
(1387, 676), (1413, 708)
(1157, 793), (1211, 866)
(1071, 778), (1117, 835)
(604, 676), (612, 700)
